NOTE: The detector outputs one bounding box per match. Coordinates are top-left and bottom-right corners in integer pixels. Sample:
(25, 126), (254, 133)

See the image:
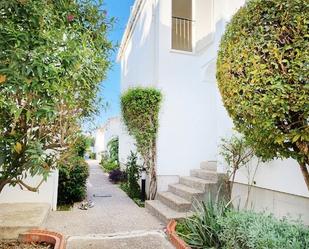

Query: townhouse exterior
(118, 0), (308, 223)
(94, 116), (121, 161)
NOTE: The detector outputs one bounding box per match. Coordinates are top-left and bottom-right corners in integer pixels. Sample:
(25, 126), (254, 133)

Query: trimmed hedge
(217, 0), (309, 189)
(121, 87), (162, 199)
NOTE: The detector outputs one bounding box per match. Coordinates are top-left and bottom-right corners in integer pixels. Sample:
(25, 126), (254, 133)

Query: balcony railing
(172, 16), (193, 52)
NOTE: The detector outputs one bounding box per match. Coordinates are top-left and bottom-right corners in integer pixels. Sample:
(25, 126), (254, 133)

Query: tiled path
(45, 160), (173, 249)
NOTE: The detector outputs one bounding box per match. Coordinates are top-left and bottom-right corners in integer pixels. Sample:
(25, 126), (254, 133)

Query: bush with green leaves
(220, 135), (255, 199)
(177, 199), (230, 249)
(74, 134), (93, 158)
(177, 200), (309, 249)
(217, 0), (309, 190)
(57, 156), (89, 205)
(0, 0), (113, 193)
(219, 210), (309, 249)
(121, 88), (162, 199)
(100, 137), (120, 172)
(107, 137), (119, 164)
(120, 152), (141, 199)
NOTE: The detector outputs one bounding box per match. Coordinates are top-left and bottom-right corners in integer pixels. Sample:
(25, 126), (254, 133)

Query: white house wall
(119, 0), (159, 164)
(103, 117), (121, 151)
(94, 129), (105, 161)
(119, 0), (309, 201)
(95, 117), (121, 161)
(0, 170), (58, 210)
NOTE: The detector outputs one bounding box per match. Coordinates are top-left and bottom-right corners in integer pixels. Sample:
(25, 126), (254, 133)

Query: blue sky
(93, 0), (134, 129)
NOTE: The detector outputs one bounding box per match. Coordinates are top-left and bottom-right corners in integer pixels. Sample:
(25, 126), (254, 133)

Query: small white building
(118, 0), (309, 223)
(94, 117), (120, 161)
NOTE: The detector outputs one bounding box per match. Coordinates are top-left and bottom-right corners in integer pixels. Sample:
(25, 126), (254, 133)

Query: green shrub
(57, 156), (89, 205)
(177, 199), (230, 249)
(107, 137), (119, 163)
(100, 153), (119, 173)
(89, 152), (96, 160)
(219, 210), (309, 249)
(217, 0), (309, 190)
(121, 87), (162, 199)
(177, 200), (309, 249)
(120, 152), (141, 199)
(74, 134), (93, 157)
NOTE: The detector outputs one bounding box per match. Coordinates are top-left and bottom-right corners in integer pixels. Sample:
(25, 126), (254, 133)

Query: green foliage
(121, 88), (162, 159)
(177, 201), (309, 249)
(217, 0), (309, 187)
(121, 87), (162, 199)
(107, 136), (119, 163)
(177, 199), (230, 249)
(120, 152), (141, 199)
(220, 135), (255, 198)
(74, 134), (93, 158)
(99, 137), (119, 172)
(101, 157), (118, 173)
(219, 210), (309, 249)
(0, 0), (113, 192)
(89, 152), (96, 160)
(57, 156), (89, 205)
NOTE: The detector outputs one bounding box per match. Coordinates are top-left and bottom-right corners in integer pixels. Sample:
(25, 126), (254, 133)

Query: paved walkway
(46, 160), (173, 248)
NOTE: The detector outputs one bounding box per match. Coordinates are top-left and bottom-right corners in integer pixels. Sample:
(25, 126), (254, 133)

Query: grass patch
(57, 203), (73, 211)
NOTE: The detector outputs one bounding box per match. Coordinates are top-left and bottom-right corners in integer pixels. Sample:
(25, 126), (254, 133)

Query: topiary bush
(121, 87), (162, 199)
(217, 0), (309, 190)
(57, 156), (89, 205)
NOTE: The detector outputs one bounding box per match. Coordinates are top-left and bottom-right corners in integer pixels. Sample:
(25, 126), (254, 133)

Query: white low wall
(0, 170), (58, 210)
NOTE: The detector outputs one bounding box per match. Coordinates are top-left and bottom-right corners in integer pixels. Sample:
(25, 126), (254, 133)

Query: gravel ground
(0, 242), (53, 249)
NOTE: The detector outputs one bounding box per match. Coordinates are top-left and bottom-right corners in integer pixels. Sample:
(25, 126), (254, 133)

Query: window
(172, 0), (193, 52)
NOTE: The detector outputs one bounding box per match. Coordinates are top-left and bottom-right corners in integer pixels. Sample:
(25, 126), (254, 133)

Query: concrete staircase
(145, 161), (219, 224)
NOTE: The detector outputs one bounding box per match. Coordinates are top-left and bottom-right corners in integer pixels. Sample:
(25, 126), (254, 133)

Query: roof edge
(116, 0), (145, 62)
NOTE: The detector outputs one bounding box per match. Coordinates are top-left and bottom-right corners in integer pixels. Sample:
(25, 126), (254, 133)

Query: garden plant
(177, 200), (309, 249)
(0, 0), (113, 193)
(100, 136), (120, 173)
(57, 134), (90, 205)
(217, 0), (309, 190)
(121, 87), (162, 199)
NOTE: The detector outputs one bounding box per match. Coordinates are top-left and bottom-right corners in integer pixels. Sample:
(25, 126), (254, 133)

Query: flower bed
(175, 200), (309, 249)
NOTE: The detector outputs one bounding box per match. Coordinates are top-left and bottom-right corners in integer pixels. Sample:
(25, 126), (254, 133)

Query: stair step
(190, 169), (218, 181)
(200, 161), (217, 172)
(180, 176), (216, 192)
(145, 200), (192, 224)
(157, 192), (191, 212)
(168, 183), (203, 202)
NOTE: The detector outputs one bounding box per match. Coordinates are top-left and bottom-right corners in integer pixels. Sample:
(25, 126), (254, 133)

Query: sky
(90, 0), (134, 131)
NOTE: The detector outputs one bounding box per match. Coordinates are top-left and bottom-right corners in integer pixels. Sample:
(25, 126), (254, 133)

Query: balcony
(172, 16), (193, 52)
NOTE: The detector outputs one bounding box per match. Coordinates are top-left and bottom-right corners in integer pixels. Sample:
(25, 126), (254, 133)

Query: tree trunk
(298, 161), (309, 191)
(0, 179), (9, 193)
(148, 144), (157, 200)
(149, 167), (157, 200)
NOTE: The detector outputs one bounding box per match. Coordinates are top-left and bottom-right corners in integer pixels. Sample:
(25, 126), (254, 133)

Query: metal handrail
(172, 16), (193, 51)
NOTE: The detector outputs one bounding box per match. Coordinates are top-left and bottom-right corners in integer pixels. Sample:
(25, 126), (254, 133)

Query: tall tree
(0, 0), (113, 192)
(217, 0), (309, 190)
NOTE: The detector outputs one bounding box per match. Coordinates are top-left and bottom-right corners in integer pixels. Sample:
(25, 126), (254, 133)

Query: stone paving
(0, 203), (50, 240)
(45, 160), (173, 248)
